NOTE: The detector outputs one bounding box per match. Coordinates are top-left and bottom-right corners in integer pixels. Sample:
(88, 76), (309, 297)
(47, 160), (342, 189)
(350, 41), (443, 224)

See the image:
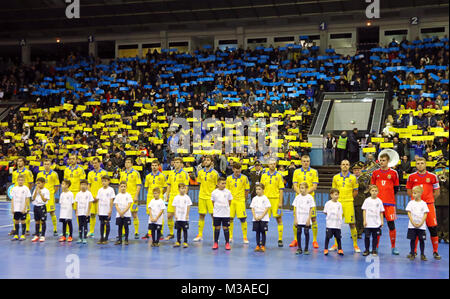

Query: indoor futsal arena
(0, 0), (448, 284)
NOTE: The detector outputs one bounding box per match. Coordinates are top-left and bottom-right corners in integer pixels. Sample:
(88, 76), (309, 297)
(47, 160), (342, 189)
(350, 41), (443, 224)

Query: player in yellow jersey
(143, 160), (167, 239)
(120, 157), (142, 239)
(193, 156), (219, 242)
(64, 154), (86, 195)
(331, 159), (361, 253)
(165, 157), (190, 240)
(260, 158), (284, 247)
(10, 157), (34, 236)
(226, 162), (250, 244)
(290, 155), (320, 249)
(36, 159), (60, 236)
(87, 157), (108, 237)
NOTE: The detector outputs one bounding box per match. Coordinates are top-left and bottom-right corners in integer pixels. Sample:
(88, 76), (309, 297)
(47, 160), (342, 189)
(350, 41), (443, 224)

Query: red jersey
(371, 168), (399, 205)
(406, 171), (440, 203)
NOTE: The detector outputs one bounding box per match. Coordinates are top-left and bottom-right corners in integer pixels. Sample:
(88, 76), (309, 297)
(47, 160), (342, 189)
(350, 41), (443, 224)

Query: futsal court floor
(0, 201), (448, 279)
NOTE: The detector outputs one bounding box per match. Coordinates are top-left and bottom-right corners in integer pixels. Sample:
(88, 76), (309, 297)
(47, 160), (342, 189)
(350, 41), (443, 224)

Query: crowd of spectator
(0, 35), (448, 194)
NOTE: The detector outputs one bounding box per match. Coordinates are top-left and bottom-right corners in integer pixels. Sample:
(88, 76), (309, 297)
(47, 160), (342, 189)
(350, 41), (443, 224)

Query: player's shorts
(340, 201), (355, 224)
(130, 202), (139, 213)
(13, 212), (26, 221)
(59, 218), (72, 223)
(252, 221), (268, 232)
(213, 217), (230, 227)
(90, 201), (98, 214)
(407, 228), (426, 241)
(326, 228), (342, 239)
(175, 221), (189, 230)
(98, 215), (111, 222)
(45, 193), (55, 212)
(167, 195), (176, 213)
(383, 204), (397, 222)
(33, 206), (47, 221)
(230, 201), (247, 219)
(426, 203), (437, 227)
(364, 227), (382, 238)
(198, 197), (213, 215)
(268, 197), (282, 218)
(148, 223), (162, 231)
(116, 217), (131, 226)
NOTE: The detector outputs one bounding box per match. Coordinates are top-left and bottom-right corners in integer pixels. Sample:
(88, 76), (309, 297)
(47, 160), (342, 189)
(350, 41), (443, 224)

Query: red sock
(431, 236), (439, 253)
(376, 235), (381, 248)
(414, 237), (418, 254)
(389, 229), (396, 248)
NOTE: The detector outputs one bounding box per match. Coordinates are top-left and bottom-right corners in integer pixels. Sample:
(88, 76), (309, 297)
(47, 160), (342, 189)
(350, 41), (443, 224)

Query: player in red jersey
(370, 152), (400, 255)
(406, 157), (441, 260)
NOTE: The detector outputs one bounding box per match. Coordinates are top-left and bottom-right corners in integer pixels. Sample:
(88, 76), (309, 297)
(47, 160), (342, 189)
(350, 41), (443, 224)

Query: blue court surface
(0, 201), (448, 279)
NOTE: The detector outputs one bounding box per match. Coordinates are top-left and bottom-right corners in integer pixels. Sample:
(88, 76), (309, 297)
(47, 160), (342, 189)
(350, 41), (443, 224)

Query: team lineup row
(8, 154), (442, 260)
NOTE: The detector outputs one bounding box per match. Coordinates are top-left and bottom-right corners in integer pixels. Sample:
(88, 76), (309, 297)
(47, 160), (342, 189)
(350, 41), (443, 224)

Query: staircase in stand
(314, 165), (341, 190)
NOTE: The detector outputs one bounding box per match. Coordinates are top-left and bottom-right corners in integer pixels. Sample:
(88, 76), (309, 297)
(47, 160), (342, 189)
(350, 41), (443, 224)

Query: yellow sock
(168, 218), (174, 235)
(133, 217), (139, 235)
(230, 221), (234, 240)
(311, 220), (318, 242)
(198, 219), (205, 237)
(89, 215), (96, 235)
(51, 214), (58, 232)
(351, 227), (358, 247)
(241, 221), (247, 239)
(277, 223), (283, 241)
(293, 225), (297, 241)
(334, 238), (338, 248)
(25, 214), (30, 232)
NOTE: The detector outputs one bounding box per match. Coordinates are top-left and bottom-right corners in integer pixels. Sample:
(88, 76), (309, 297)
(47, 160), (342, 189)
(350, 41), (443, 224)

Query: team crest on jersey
(426, 178), (430, 183)
(387, 175), (391, 179)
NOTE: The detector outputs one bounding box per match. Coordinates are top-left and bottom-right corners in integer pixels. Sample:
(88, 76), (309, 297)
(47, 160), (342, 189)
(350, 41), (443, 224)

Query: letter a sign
(65, 0), (80, 19)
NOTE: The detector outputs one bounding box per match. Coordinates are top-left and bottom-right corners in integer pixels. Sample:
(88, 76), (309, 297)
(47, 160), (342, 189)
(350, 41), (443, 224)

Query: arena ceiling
(0, 0), (448, 39)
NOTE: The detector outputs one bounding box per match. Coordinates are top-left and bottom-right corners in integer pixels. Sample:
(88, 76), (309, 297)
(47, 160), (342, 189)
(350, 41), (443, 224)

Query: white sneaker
(193, 236), (203, 242)
(229, 238), (233, 243)
(31, 236), (39, 242)
(39, 236), (45, 242)
(243, 238), (249, 244)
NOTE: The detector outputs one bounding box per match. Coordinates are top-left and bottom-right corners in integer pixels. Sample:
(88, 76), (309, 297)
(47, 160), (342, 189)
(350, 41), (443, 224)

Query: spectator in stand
(424, 112), (437, 128)
(412, 141), (425, 158)
(348, 128), (360, 164)
(399, 155), (412, 185)
(323, 132), (336, 165)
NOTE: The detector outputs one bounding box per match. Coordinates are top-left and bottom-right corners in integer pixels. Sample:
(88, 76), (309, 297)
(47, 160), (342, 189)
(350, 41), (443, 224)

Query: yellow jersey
(36, 170), (60, 195)
(167, 168), (190, 199)
(145, 171), (167, 199)
(197, 168), (219, 200)
(120, 168), (142, 199)
(292, 167), (319, 197)
(332, 172), (359, 203)
(12, 167), (34, 188)
(226, 174), (250, 202)
(260, 171), (284, 199)
(88, 168), (108, 198)
(64, 165), (86, 194)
